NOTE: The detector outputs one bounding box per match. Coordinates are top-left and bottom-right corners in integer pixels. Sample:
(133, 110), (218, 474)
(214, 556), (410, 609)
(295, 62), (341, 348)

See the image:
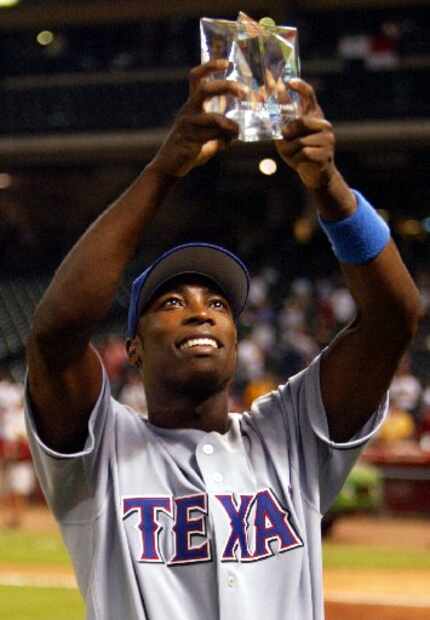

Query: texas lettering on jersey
(122, 488), (303, 565)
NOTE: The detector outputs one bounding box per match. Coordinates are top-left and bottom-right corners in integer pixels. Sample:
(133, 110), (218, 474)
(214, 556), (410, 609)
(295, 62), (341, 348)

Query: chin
(175, 365), (232, 398)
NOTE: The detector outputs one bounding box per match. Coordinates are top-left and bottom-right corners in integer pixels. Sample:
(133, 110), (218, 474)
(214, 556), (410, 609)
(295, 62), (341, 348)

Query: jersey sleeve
(245, 352), (387, 516)
(280, 352), (388, 514)
(24, 362), (114, 524)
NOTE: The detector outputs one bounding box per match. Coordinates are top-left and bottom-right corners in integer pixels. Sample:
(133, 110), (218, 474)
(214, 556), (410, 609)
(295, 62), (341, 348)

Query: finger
(202, 138), (229, 155)
(191, 80), (247, 109)
(288, 78), (325, 117)
(179, 118), (238, 145)
(189, 60), (229, 92)
(288, 146), (334, 167)
(265, 69), (277, 93)
(187, 127), (233, 147)
(288, 78), (318, 106)
(282, 117), (333, 141)
(195, 138), (234, 170)
(283, 129), (334, 151)
(187, 113), (239, 135)
(184, 127), (235, 145)
(178, 114), (239, 144)
(277, 131), (334, 160)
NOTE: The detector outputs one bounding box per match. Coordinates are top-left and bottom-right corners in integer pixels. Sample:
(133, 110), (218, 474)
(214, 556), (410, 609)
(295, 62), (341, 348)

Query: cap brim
(138, 244), (249, 319)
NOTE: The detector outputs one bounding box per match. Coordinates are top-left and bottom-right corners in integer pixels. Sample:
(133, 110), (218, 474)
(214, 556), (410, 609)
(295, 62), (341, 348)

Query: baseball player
(25, 60), (420, 619)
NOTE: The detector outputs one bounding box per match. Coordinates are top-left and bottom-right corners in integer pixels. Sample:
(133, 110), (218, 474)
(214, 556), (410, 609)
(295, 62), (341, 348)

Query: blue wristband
(318, 190), (390, 265)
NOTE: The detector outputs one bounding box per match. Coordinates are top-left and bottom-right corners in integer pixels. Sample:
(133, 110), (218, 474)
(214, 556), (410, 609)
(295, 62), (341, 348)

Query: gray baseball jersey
(25, 353), (387, 620)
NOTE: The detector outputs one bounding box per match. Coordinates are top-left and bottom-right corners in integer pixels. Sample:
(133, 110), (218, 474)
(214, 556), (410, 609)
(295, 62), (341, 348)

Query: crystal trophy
(200, 12), (301, 142)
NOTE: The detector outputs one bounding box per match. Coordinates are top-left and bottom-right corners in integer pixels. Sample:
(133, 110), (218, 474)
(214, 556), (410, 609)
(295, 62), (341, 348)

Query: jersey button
(227, 574), (236, 587)
(213, 472), (223, 483)
(202, 443), (214, 455)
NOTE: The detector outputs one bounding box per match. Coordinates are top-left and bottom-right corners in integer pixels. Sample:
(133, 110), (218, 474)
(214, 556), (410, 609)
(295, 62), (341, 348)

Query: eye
(160, 296), (184, 309)
(209, 297), (228, 310)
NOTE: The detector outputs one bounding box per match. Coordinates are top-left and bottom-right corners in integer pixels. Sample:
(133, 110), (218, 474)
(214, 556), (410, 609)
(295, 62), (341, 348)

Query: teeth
(180, 337), (218, 350)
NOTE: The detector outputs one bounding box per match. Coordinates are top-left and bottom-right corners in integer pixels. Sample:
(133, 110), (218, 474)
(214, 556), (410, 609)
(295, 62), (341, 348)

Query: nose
(182, 299), (215, 326)
(183, 314), (215, 327)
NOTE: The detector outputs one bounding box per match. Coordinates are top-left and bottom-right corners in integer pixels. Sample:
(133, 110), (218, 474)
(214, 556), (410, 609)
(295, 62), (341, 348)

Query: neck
(146, 387), (230, 434)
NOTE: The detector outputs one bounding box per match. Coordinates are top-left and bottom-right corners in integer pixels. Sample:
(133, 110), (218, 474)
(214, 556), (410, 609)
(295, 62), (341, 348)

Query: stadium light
(259, 159), (277, 176)
(397, 218), (423, 237)
(37, 31), (55, 47)
(0, 173), (12, 189)
(0, 0), (21, 7)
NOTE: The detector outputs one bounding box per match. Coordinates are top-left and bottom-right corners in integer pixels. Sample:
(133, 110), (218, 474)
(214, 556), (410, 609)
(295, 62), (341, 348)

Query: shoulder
(236, 356), (323, 446)
(250, 355), (322, 418)
(110, 397), (155, 451)
(111, 397), (149, 432)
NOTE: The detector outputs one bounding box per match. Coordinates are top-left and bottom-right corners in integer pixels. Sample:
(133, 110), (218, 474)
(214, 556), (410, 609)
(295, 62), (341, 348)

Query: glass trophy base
(227, 106), (283, 142)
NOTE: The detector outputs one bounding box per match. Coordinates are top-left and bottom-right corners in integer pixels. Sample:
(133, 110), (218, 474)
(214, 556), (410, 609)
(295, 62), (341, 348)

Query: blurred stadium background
(0, 1), (430, 618)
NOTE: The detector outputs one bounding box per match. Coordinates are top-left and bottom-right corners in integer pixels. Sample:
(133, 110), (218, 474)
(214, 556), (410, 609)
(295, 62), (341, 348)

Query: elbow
(29, 298), (77, 355)
(30, 301), (61, 344)
(364, 290), (423, 348)
(28, 302), (89, 369)
(406, 287), (423, 335)
(31, 292), (84, 339)
(394, 291), (423, 345)
(27, 309), (59, 363)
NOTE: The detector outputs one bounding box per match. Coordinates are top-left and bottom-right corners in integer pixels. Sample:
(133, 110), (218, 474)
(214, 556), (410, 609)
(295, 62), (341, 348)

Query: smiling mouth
(178, 337), (220, 351)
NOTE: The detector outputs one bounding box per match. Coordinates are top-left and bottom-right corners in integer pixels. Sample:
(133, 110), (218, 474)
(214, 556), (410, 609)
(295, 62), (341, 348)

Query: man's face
(128, 275), (238, 397)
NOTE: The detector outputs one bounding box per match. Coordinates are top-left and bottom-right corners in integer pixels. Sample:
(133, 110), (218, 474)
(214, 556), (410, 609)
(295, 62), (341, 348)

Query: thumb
(288, 79), (323, 118)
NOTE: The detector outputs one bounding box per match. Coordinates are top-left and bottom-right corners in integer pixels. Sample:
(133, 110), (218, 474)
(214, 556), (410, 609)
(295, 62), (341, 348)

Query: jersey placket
(195, 421), (258, 619)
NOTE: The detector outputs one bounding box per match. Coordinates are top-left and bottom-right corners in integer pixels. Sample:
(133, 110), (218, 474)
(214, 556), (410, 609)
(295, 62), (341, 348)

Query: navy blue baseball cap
(127, 242), (250, 337)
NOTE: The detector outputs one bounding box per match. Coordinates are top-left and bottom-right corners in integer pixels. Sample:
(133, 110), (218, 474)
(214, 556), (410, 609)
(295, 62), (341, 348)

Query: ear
(126, 337), (143, 369)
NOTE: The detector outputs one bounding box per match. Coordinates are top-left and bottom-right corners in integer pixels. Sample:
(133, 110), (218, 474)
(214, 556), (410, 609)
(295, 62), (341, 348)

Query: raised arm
(27, 60), (245, 452)
(276, 80), (421, 442)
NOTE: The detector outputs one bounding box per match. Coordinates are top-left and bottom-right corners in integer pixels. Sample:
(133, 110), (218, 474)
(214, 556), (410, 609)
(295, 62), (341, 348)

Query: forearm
(341, 242), (420, 338)
(311, 169), (356, 220)
(320, 246), (420, 442)
(314, 172), (420, 331)
(318, 184), (420, 441)
(33, 167), (177, 345)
